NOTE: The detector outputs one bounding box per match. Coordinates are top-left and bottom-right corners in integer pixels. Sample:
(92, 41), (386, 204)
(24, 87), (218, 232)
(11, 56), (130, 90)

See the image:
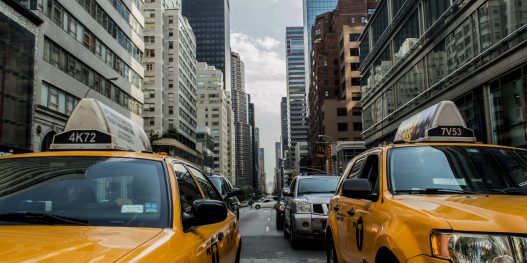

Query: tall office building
(258, 148), (266, 194)
(182, 0), (231, 91)
(196, 62), (235, 182)
(231, 52), (253, 187)
(16, 0), (144, 152)
(274, 141), (283, 192)
(249, 101), (259, 190)
(0, 0), (41, 155)
(280, 97), (289, 155)
(142, 2), (198, 154)
(285, 27), (308, 170)
(360, 0), (527, 148)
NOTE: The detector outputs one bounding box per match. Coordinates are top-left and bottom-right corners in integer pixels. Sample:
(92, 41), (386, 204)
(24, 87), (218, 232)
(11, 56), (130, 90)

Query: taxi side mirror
(282, 187), (292, 197)
(187, 200), (227, 229)
(226, 188), (240, 199)
(342, 178), (373, 200)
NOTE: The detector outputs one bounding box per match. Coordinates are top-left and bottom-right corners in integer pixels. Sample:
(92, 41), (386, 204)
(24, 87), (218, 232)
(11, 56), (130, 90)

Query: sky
(230, 0), (303, 192)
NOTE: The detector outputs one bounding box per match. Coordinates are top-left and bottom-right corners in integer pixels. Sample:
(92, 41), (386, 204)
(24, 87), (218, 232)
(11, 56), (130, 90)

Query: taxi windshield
(389, 146), (527, 195)
(0, 157), (169, 228)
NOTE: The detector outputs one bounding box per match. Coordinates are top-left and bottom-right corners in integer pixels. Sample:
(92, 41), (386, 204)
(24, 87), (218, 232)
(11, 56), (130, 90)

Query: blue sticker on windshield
(145, 203), (159, 213)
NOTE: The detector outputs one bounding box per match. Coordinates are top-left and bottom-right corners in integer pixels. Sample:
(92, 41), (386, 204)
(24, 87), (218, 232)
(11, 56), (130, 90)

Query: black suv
(208, 174), (240, 219)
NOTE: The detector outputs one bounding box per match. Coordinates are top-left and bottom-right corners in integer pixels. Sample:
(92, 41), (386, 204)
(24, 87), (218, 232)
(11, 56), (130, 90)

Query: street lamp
(317, 135), (337, 176)
(84, 76), (118, 98)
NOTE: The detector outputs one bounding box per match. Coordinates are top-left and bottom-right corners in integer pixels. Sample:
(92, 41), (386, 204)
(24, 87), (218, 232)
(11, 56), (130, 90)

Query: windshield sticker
(144, 203), (159, 213)
(121, 205), (144, 213)
(433, 178), (467, 186)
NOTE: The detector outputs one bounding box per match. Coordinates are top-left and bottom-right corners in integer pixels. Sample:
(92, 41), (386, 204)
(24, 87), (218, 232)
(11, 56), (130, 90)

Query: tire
(255, 204), (261, 209)
(326, 234), (338, 263)
(236, 209), (240, 220)
(276, 214), (283, 230)
(234, 240), (242, 263)
(289, 219), (299, 249)
(283, 219), (290, 239)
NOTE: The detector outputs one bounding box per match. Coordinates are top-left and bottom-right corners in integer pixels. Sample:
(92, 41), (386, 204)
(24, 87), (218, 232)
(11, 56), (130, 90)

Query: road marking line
(265, 226), (269, 232)
(268, 217), (270, 221)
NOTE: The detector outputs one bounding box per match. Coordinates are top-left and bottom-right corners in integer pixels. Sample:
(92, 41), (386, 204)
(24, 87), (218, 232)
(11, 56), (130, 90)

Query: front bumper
(292, 213), (327, 239)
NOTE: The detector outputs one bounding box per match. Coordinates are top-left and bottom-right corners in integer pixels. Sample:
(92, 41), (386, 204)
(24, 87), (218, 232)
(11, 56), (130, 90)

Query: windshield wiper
(394, 188), (477, 195)
(0, 212), (88, 226)
(488, 188), (527, 195)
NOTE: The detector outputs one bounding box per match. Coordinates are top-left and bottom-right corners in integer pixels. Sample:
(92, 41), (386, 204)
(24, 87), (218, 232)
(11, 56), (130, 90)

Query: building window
(168, 16), (173, 24)
(349, 33), (361, 42)
(169, 41), (174, 49)
(394, 10), (420, 62)
(353, 122), (363, 131)
(337, 108), (347, 116)
(424, 0), (450, 30)
(168, 106), (174, 115)
(352, 107), (362, 116)
(145, 63), (154, 71)
(361, 16), (367, 24)
(351, 78), (361, 86)
(396, 61), (425, 107)
(338, 123), (348, 132)
(350, 48), (359, 56)
(352, 92), (361, 101)
(350, 63), (360, 71)
(351, 17), (356, 24)
(144, 90), (155, 98)
(145, 49), (155, 57)
(168, 93), (174, 102)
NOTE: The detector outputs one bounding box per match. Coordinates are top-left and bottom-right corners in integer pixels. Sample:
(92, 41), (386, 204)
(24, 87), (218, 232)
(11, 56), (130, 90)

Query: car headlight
(431, 232), (514, 263)
(294, 201), (312, 214)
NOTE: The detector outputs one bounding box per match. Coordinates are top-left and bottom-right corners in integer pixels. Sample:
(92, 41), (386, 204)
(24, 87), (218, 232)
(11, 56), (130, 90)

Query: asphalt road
(239, 207), (325, 263)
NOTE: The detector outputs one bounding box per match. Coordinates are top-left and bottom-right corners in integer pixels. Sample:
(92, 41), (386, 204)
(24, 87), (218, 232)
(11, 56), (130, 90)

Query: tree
(238, 185), (253, 201)
(149, 132), (160, 145)
(162, 127), (178, 139)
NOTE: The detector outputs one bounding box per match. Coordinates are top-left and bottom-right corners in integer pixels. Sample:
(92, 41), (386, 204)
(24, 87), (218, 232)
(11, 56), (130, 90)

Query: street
(239, 207), (325, 263)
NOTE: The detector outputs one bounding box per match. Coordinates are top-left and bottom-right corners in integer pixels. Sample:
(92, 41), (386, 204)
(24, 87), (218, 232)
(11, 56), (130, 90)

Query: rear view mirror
(282, 187), (291, 197)
(342, 178), (373, 200)
(186, 200), (227, 229)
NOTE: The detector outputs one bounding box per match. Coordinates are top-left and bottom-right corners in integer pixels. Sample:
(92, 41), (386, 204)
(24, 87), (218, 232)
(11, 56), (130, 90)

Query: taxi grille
(313, 204), (328, 215)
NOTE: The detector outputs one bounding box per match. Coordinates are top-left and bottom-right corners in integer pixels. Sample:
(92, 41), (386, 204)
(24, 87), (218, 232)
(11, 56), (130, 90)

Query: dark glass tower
(182, 0), (231, 91)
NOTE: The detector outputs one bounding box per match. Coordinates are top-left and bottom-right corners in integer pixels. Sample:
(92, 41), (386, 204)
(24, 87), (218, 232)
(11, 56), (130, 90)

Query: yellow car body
(327, 143), (527, 263)
(0, 151), (241, 263)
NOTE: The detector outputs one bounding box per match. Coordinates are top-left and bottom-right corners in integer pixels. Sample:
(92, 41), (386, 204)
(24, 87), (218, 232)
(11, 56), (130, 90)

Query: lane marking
(265, 226), (269, 232)
(268, 217), (270, 221)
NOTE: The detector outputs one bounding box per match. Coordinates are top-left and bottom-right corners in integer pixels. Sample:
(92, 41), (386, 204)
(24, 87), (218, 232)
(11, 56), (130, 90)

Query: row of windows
(40, 0), (142, 90)
(43, 38), (142, 115)
(105, 0), (143, 37)
(40, 82), (80, 116)
(72, 0), (143, 62)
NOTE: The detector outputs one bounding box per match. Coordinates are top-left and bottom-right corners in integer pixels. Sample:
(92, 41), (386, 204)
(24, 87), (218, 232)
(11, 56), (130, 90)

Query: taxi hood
(0, 226), (163, 262)
(395, 194), (527, 234)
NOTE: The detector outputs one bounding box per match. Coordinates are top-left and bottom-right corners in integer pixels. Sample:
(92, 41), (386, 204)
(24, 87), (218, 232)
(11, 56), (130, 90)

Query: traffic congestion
(1, 98), (526, 262)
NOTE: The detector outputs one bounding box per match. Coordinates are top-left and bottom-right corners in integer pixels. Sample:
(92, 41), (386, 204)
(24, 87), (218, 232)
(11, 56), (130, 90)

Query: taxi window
(187, 166), (222, 201)
(349, 158), (365, 179)
(389, 146), (527, 194)
(359, 155), (380, 197)
(173, 163), (203, 214)
(0, 157), (169, 228)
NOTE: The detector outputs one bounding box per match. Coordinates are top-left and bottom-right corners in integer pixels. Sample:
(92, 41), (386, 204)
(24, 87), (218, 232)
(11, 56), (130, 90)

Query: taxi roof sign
(50, 99), (152, 152)
(393, 101), (476, 143)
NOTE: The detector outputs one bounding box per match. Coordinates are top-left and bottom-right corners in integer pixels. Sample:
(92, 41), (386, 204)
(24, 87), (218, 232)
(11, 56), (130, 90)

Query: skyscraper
(231, 52), (253, 187)
(196, 62), (235, 182)
(285, 27), (308, 170)
(142, 2), (198, 151)
(182, 0), (231, 91)
(303, 0), (338, 52)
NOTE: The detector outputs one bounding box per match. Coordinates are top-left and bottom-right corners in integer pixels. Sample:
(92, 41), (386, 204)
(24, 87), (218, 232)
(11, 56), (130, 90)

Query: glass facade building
(182, 0), (231, 91)
(303, 0), (338, 52)
(359, 0), (527, 148)
(286, 27), (308, 169)
(0, 3), (41, 154)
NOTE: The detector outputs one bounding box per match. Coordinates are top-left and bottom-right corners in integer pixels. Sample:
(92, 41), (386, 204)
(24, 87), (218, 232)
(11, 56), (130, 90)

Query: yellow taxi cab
(326, 101), (527, 263)
(0, 99), (241, 262)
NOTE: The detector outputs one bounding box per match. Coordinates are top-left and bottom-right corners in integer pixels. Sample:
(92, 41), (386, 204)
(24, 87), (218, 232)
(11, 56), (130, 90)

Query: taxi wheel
(255, 204), (261, 209)
(326, 235), (338, 263)
(234, 240), (242, 263)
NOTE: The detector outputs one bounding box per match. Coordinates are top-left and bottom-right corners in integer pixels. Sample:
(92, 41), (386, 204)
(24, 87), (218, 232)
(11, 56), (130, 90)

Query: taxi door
(186, 165), (238, 262)
(334, 156), (365, 262)
(345, 152), (385, 263)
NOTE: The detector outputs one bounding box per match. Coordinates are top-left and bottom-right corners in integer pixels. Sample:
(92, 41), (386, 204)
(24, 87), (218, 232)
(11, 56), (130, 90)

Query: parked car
(283, 175), (340, 248)
(274, 192), (286, 230)
(208, 174), (240, 220)
(253, 198), (275, 209)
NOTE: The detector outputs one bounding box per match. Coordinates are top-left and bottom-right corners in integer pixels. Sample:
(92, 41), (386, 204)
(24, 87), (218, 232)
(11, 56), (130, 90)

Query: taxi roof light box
(50, 98), (152, 152)
(394, 101), (476, 143)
